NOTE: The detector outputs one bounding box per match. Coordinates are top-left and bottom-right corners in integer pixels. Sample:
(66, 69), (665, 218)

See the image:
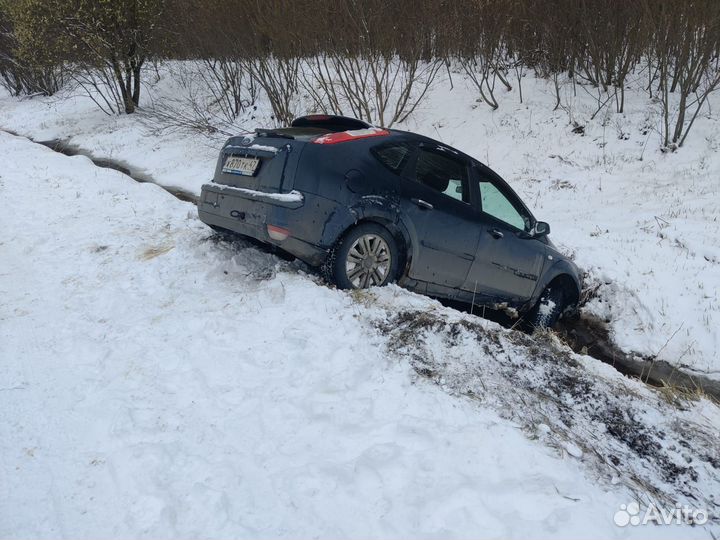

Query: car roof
(275, 117), (482, 167)
(385, 128), (479, 163)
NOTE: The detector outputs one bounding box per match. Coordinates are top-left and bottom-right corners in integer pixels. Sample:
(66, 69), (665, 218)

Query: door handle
(488, 228), (504, 239)
(411, 198), (433, 210)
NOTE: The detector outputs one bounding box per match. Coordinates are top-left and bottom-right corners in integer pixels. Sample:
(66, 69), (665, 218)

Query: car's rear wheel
(526, 286), (566, 329)
(328, 223), (399, 289)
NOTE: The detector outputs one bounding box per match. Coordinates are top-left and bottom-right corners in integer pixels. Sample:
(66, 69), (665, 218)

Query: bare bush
(70, 67), (135, 115)
(576, 0), (647, 113)
(165, 0), (720, 147)
(163, 0), (260, 123)
(246, 55), (301, 127)
(6, 0), (720, 149)
(643, 0), (720, 150)
(298, 0), (442, 126)
(200, 58), (257, 123)
(149, 60), (257, 131)
(451, 0), (513, 110)
(6, 0), (168, 113)
(0, 55), (65, 97)
(0, 3), (64, 96)
(140, 61), (259, 138)
(457, 55), (506, 111)
(301, 54), (441, 127)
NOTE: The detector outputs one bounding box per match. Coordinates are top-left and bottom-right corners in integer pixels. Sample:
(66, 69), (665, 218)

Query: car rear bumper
(198, 182), (328, 266)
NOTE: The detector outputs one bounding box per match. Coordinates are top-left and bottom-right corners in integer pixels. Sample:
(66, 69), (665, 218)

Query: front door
(463, 168), (547, 303)
(399, 144), (483, 290)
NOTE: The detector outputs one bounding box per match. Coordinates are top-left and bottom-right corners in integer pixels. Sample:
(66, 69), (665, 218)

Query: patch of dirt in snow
(374, 307), (720, 520)
(140, 244), (175, 260)
(558, 313), (720, 402)
(560, 274), (720, 401)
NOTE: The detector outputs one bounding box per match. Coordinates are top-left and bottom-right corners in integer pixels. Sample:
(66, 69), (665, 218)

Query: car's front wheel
(327, 223), (399, 289)
(526, 285), (566, 329)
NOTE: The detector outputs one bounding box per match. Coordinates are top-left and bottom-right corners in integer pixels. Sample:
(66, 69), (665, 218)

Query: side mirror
(533, 221), (551, 237)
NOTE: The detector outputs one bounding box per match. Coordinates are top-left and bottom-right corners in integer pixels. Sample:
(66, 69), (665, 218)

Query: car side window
(414, 147), (469, 203)
(478, 180), (529, 230)
(371, 143), (413, 174)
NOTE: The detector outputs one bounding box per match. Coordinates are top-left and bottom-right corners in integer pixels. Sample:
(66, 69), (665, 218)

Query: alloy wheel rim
(345, 234), (391, 288)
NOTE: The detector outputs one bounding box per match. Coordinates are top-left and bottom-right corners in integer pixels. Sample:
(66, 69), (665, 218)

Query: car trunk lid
(213, 134), (302, 192)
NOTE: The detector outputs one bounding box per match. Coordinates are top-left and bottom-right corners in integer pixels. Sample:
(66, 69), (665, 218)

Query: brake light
(267, 224), (290, 241)
(305, 114), (332, 121)
(313, 127), (390, 145)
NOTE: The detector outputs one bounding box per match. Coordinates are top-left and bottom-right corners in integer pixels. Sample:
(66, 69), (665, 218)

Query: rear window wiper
(255, 129), (295, 140)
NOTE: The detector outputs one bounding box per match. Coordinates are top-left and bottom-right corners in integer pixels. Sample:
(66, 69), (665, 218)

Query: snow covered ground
(1, 64), (720, 538)
(1, 64), (718, 380)
(1, 128), (719, 537)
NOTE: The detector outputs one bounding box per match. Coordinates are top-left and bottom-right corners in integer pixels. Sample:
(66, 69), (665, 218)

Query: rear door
(399, 144), (484, 290)
(463, 166), (546, 302)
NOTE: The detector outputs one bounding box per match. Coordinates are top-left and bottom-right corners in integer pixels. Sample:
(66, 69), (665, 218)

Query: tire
(326, 223), (399, 290)
(526, 286), (566, 329)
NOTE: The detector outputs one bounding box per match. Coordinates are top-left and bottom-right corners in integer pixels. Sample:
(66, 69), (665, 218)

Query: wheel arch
(544, 272), (580, 308)
(337, 216), (410, 275)
(322, 198), (412, 275)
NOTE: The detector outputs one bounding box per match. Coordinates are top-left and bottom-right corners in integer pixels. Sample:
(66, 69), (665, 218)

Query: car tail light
(312, 127), (390, 145)
(267, 224), (290, 241)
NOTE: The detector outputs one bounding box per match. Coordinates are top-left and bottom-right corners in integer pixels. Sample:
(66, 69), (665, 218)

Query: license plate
(222, 156), (260, 176)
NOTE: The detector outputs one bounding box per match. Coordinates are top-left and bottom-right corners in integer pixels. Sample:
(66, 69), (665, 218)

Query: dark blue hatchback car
(198, 115), (581, 328)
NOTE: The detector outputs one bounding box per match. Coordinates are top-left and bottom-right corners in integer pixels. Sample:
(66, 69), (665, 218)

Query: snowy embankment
(0, 66), (718, 380)
(1, 130), (719, 537)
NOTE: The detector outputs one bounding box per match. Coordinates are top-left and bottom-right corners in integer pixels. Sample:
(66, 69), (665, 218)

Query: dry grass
(139, 244), (175, 260)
